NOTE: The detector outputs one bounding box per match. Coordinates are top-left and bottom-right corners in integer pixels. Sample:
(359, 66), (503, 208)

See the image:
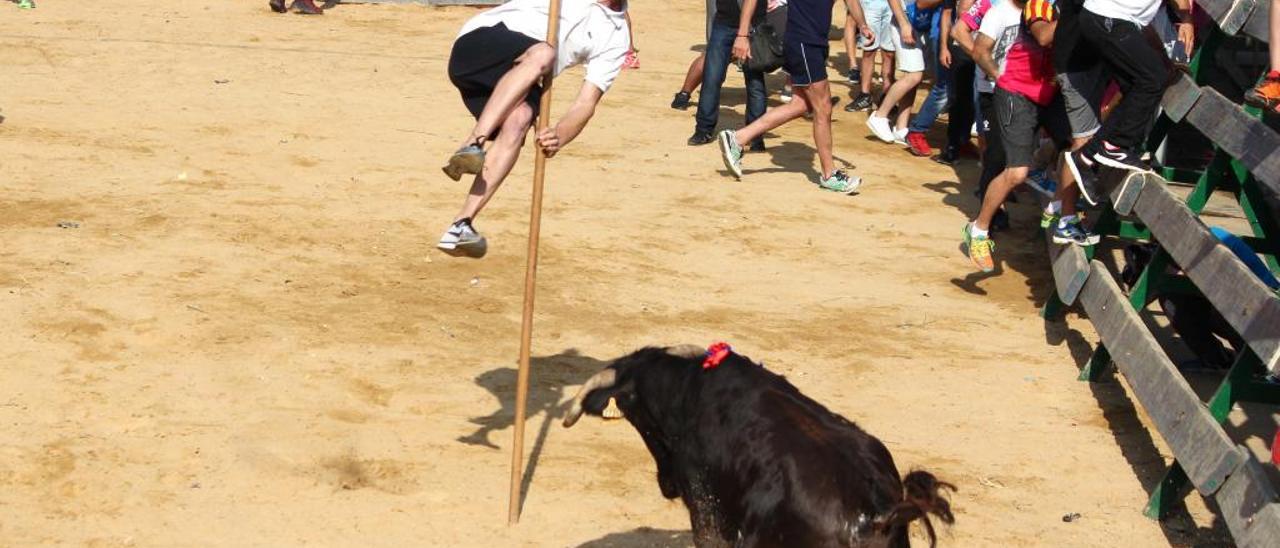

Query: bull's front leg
(683, 482), (734, 548)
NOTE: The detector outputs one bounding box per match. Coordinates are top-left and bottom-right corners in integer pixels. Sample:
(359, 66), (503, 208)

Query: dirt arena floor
(0, 1), (1241, 546)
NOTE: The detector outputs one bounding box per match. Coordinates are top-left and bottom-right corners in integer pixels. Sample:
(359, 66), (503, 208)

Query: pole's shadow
(457, 348), (612, 514)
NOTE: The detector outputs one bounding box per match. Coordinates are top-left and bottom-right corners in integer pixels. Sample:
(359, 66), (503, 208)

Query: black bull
(563, 346), (955, 547)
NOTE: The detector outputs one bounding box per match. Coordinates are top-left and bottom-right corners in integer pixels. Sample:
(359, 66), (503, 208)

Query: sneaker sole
(1065, 153), (1100, 207)
(438, 238), (488, 258)
(1052, 235), (1100, 246)
(1092, 154), (1150, 172)
(718, 131), (743, 179)
(447, 149), (485, 178)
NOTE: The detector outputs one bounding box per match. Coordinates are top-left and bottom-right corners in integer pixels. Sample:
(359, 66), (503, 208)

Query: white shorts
(858, 1), (895, 51)
(889, 23), (925, 73)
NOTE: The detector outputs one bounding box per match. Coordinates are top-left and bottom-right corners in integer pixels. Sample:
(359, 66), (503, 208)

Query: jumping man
(438, 0), (631, 258)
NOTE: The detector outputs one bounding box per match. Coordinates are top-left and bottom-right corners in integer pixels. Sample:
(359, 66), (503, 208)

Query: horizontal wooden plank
(1214, 454), (1280, 547)
(1176, 74), (1280, 200)
(1131, 181), (1280, 372)
(1077, 260), (1242, 492)
(1196, 0), (1271, 42)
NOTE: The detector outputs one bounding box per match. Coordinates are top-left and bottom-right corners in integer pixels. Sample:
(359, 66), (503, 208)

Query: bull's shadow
(576, 527), (692, 548)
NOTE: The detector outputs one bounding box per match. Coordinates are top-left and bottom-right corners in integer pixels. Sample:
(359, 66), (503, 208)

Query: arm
(917, 0), (945, 8)
(537, 82), (603, 157)
(951, 16), (977, 55)
(846, 0), (873, 38)
(1167, 0), (1194, 56)
(733, 0), (762, 60)
(889, 0), (915, 46)
(973, 33), (998, 80)
(1029, 19), (1056, 47)
(940, 6), (953, 66)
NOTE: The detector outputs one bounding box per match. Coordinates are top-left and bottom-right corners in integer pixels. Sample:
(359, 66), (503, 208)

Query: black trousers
(976, 92), (1005, 199)
(947, 44), (976, 151)
(1077, 10), (1172, 150)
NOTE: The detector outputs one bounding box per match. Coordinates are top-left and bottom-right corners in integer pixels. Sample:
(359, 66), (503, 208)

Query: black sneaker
(933, 146), (959, 165)
(1066, 149), (1103, 207)
(1092, 145), (1149, 172)
(847, 68), (861, 85)
(670, 91), (692, 110)
(687, 131), (715, 146)
(845, 93), (873, 112)
(748, 139), (766, 153)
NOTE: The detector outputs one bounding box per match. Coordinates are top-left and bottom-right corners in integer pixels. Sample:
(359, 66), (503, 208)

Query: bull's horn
(562, 368), (618, 428)
(666, 344), (704, 359)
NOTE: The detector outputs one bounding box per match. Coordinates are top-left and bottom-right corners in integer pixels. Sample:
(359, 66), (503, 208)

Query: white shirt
(975, 1), (1020, 94)
(458, 0), (631, 93)
(1083, 0), (1162, 26)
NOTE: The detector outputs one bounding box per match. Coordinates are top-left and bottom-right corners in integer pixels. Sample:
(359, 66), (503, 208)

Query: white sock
(1045, 200), (1062, 215)
(1058, 214), (1077, 229)
(969, 223), (989, 238)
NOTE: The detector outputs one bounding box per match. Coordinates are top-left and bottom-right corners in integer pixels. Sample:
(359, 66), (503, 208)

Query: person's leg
(870, 24), (923, 133)
(454, 103), (535, 222)
(945, 45), (976, 156)
(844, 14), (859, 79)
(463, 43), (555, 149)
(743, 66), (768, 149)
(975, 166), (1031, 230)
(860, 49), (878, 95)
(692, 23), (736, 140)
(682, 53), (706, 94)
(1078, 11), (1169, 156)
(1245, 0), (1280, 109)
(909, 59), (950, 133)
(805, 80), (837, 178)
(735, 94), (809, 145)
(882, 50), (896, 89)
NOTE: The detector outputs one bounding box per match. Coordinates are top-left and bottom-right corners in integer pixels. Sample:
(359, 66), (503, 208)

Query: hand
(537, 127), (561, 158)
(860, 26), (874, 41)
(1176, 22), (1194, 57)
(732, 36), (751, 62)
(940, 45), (952, 68)
(900, 25), (916, 47)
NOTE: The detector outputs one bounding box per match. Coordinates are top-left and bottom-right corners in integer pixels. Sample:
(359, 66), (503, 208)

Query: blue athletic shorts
(784, 41), (828, 87)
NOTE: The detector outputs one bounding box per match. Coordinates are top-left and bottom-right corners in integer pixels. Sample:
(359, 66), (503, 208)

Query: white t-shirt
(458, 0), (631, 93)
(1083, 0), (1162, 26)
(975, 1), (1021, 94)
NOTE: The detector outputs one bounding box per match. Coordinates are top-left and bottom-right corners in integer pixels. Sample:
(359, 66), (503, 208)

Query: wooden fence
(1043, 0), (1280, 545)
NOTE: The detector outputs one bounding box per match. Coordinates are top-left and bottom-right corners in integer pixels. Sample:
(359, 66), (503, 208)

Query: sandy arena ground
(0, 1), (1240, 546)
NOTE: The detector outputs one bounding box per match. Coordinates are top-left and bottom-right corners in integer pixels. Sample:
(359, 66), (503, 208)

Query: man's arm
(951, 16), (977, 55)
(1028, 19), (1056, 47)
(537, 82), (603, 157)
(1167, 0), (1194, 56)
(733, 0), (761, 60)
(973, 33), (998, 80)
(889, 0), (915, 46)
(940, 5), (953, 67)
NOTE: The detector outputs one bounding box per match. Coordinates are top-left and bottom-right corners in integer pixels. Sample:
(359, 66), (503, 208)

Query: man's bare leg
(681, 53), (707, 94)
(454, 103), (535, 222)
(805, 81), (837, 177)
(733, 91), (810, 147)
(873, 70), (922, 119)
(461, 43), (555, 149)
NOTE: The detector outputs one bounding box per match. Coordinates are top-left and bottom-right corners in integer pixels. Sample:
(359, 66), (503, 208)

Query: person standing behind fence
(1244, 0), (1280, 112)
(846, 0), (897, 112)
(436, 0), (630, 258)
(1062, 0), (1191, 205)
(716, 0), (871, 193)
(688, 0), (770, 149)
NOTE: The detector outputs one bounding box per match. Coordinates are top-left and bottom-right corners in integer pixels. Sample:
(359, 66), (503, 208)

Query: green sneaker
(1040, 210), (1059, 230)
(717, 129), (743, 179)
(962, 223), (996, 273)
(18, 0), (35, 8)
(818, 170), (863, 194)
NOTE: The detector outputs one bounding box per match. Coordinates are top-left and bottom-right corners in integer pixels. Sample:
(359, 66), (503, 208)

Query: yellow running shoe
(963, 223), (996, 273)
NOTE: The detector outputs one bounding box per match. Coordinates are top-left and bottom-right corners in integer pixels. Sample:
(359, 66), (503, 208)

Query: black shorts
(994, 87), (1071, 168)
(447, 23), (543, 123)
(784, 40), (828, 86)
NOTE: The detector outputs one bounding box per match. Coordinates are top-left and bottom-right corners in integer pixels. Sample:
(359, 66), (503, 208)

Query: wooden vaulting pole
(509, 0), (562, 526)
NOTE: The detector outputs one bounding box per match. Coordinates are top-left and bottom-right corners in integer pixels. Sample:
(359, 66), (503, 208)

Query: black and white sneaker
(670, 91), (692, 110)
(1091, 145), (1149, 172)
(437, 218), (488, 258)
(1066, 149), (1103, 207)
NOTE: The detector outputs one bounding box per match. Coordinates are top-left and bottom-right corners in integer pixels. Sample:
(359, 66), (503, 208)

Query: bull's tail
(879, 470), (956, 547)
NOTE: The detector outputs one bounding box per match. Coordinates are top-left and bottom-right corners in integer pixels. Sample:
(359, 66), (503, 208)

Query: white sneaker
(437, 218), (488, 258)
(780, 85), (793, 104)
(893, 127), (909, 146)
(970, 122), (979, 137)
(866, 115), (896, 143)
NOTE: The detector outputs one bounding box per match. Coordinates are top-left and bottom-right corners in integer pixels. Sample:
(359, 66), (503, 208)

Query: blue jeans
(908, 35), (950, 133)
(695, 21), (767, 137)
